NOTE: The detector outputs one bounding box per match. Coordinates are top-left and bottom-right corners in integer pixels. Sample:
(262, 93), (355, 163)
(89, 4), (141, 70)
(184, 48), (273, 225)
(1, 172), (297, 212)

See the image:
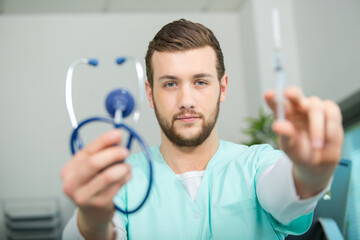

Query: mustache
(173, 110), (202, 120)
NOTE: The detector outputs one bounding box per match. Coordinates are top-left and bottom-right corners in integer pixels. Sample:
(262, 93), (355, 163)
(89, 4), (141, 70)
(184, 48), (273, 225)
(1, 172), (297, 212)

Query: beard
(153, 96), (220, 147)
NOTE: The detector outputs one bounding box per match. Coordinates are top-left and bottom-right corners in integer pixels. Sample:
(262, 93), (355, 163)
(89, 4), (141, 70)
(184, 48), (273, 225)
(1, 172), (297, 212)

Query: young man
(62, 19), (343, 239)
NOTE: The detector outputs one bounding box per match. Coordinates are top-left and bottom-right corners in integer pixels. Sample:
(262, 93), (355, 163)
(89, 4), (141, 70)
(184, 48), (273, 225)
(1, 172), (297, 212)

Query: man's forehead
(150, 47), (218, 81)
(151, 46), (217, 69)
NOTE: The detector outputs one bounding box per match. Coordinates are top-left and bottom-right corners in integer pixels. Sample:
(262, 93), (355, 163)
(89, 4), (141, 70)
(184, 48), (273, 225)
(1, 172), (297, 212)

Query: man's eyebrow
(193, 73), (214, 79)
(158, 75), (179, 81)
(158, 73), (214, 82)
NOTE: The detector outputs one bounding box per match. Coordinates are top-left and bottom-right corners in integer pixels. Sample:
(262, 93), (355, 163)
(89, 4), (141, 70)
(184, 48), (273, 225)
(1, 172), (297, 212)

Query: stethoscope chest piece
(106, 88), (135, 119)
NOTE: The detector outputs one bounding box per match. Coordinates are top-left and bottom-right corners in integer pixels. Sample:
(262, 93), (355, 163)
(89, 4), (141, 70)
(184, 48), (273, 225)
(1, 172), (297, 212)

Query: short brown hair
(145, 19), (225, 88)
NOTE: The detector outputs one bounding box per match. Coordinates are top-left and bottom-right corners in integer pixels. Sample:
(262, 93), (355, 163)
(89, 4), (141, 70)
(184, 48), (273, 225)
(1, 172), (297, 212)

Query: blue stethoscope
(65, 57), (153, 214)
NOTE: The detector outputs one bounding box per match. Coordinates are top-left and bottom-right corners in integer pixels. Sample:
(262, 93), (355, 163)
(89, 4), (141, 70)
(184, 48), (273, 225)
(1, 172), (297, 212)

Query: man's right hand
(61, 129), (131, 240)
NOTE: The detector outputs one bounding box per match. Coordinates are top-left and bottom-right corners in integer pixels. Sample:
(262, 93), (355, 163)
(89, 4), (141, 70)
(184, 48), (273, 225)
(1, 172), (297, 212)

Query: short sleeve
(252, 145), (313, 235)
(254, 144), (284, 184)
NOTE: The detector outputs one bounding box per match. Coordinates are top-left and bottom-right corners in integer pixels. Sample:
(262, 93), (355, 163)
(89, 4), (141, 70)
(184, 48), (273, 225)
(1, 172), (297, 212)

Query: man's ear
(220, 74), (228, 102)
(145, 80), (154, 109)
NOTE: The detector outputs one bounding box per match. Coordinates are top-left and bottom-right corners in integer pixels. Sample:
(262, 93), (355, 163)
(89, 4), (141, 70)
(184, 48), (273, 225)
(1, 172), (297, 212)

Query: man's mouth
(175, 115), (200, 123)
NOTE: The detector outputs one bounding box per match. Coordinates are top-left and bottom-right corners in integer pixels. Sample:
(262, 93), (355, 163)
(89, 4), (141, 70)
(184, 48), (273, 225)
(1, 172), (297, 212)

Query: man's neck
(159, 129), (220, 174)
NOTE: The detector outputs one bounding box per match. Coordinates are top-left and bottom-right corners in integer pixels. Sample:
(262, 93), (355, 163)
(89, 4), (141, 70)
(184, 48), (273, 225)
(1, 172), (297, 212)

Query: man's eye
(196, 81), (207, 86)
(165, 82), (176, 88)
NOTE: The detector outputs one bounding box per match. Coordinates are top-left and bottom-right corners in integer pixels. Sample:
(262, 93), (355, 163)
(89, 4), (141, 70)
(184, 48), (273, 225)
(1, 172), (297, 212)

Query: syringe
(272, 8), (286, 121)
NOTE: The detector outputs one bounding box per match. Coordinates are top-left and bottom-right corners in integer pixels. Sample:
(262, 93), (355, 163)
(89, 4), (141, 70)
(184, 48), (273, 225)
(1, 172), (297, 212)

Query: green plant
(242, 108), (278, 149)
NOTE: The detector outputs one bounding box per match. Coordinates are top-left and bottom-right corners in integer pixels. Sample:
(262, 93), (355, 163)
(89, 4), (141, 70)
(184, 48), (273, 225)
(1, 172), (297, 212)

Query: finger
(72, 163), (132, 207)
(63, 146), (129, 195)
(82, 146), (129, 179)
(307, 97), (325, 149)
(83, 129), (122, 155)
(272, 120), (296, 137)
(91, 173), (132, 209)
(264, 90), (277, 112)
(284, 87), (308, 111)
(267, 86), (306, 110)
(265, 89), (298, 119)
(324, 100), (344, 159)
(63, 129), (123, 174)
(265, 90), (290, 118)
(272, 120), (298, 149)
(90, 178), (131, 210)
(62, 130), (125, 191)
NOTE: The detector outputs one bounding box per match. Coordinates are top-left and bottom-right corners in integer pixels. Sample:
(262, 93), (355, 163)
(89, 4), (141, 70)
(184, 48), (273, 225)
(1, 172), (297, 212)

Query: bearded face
(153, 96), (220, 147)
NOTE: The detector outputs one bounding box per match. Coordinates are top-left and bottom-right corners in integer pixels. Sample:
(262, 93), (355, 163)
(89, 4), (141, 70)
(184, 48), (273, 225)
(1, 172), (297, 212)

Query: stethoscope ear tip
(88, 59), (99, 66)
(116, 57), (127, 65)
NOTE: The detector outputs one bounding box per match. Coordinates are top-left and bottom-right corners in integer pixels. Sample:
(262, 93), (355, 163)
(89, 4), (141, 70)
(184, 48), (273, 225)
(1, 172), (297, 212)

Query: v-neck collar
(151, 141), (223, 203)
(154, 140), (223, 173)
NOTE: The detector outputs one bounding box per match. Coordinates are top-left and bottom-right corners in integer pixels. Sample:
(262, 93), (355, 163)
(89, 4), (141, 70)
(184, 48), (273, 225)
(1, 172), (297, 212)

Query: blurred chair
(3, 198), (61, 240)
(286, 159), (352, 240)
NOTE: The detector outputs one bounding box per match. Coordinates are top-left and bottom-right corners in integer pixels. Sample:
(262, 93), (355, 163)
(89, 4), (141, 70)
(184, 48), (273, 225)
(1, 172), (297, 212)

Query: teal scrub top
(114, 140), (312, 240)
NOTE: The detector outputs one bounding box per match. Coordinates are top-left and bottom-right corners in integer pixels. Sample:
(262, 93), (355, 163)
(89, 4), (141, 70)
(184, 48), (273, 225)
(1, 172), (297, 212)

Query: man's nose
(178, 84), (195, 110)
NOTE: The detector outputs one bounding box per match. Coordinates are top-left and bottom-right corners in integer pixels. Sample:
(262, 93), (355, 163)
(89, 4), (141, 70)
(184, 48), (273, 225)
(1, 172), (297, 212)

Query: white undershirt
(176, 170), (205, 201)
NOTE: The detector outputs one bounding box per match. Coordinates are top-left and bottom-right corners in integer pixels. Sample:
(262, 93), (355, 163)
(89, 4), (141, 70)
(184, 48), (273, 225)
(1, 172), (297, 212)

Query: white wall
(239, 0), (302, 117)
(292, 0), (360, 103)
(0, 12), (245, 235)
(240, 0), (360, 110)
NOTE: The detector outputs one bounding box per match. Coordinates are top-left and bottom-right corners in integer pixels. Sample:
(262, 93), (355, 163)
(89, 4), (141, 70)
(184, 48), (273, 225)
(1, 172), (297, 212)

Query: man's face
(146, 46), (228, 147)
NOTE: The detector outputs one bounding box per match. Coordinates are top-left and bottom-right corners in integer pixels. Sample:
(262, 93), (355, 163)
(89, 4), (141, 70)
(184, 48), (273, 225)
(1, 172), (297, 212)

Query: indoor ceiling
(0, 0), (246, 14)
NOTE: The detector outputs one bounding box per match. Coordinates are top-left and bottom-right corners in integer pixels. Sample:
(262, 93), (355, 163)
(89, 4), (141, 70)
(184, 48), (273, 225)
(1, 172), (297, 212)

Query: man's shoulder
(219, 139), (277, 154)
(125, 145), (161, 170)
(216, 140), (283, 169)
(127, 145), (160, 159)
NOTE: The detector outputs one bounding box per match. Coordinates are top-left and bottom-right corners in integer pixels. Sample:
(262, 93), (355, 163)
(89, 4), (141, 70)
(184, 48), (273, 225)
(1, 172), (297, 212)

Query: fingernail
(272, 121), (283, 130)
(121, 148), (130, 156)
(312, 139), (323, 149)
(109, 130), (121, 140)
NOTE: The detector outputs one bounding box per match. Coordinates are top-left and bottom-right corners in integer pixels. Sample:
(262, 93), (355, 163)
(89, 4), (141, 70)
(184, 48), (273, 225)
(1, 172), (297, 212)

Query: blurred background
(0, 0), (359, 239)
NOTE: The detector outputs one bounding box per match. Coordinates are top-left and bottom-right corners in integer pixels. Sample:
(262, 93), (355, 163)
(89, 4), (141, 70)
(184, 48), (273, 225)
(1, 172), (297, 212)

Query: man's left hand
(265, 86), (344, 198)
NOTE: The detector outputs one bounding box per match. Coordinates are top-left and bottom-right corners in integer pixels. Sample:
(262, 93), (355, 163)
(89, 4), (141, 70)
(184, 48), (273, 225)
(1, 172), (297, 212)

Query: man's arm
(257, 155), (331, 225)
(259, 87), (343, 224)
(61, 129), (131, 240)
(62, 209), (127, 240)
